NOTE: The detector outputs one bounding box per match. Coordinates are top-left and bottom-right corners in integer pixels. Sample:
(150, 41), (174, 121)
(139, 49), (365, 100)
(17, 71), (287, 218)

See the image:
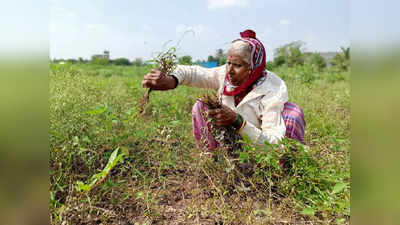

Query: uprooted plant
(199, 91), (242, 153)
(138, 46), (178, 115)
(138, 30), (195, 115)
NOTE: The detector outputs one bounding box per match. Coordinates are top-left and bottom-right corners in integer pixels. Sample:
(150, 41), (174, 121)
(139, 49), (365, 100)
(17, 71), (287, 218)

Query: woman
(142, 29), (305, 150)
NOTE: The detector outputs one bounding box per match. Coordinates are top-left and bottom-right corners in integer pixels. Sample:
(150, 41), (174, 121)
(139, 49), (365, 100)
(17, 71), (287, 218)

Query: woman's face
(226, 53), (250, 86)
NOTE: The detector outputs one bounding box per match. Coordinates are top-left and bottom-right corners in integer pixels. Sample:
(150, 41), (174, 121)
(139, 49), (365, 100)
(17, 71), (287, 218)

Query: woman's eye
(227, 62), (242, 68)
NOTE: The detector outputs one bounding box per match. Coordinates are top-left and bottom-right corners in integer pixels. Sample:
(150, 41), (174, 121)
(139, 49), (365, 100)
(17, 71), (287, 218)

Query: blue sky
(50, 0), (350, 61)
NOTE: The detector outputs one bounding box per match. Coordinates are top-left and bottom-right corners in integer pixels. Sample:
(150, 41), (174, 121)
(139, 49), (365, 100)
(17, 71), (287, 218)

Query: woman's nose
(227, 64), (233, 73)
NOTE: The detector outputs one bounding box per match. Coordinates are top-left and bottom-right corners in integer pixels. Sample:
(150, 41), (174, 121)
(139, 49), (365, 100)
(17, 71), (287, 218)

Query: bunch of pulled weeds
(138, 46), (178, 115)
(199, 92), (242, 155)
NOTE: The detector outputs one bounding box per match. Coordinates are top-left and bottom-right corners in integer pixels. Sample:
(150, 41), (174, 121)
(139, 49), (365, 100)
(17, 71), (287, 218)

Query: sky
(49, 0), (350, 61)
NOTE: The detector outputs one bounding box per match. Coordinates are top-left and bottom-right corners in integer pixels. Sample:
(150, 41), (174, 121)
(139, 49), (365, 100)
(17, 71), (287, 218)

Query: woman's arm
(172, 65), (225, 90)
(238, 101), (287, 145)
(142, 65), (225, 91)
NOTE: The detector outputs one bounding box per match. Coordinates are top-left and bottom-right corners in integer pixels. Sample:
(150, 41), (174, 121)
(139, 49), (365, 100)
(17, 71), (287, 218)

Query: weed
(76, 147), (127, 192)
(199, 92), (242, 153)
(138, 43), (178, 115)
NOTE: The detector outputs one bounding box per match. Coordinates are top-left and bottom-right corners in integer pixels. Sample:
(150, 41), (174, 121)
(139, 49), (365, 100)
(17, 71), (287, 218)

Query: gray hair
(227, 40), (251, 64)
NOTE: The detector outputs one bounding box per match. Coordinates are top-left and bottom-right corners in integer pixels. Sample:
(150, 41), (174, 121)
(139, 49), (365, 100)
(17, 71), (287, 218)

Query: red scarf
(223, 29), (266, 96)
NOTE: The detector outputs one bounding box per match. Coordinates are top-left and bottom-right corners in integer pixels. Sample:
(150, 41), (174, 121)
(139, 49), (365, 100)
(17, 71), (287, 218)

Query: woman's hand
(141, 69), (177, 90)
(207, 104), (237, 126)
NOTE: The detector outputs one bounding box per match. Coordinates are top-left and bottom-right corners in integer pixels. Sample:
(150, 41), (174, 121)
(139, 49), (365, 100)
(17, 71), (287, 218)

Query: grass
(50, 62), (350, 224)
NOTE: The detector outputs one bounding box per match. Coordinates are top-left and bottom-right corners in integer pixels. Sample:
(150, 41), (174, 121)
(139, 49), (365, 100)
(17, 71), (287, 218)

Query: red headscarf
(223, 29), (267, 96)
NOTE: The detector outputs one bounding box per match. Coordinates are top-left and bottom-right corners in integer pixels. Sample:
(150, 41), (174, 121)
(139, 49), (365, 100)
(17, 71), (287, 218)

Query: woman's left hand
(207, 104), (237, 126)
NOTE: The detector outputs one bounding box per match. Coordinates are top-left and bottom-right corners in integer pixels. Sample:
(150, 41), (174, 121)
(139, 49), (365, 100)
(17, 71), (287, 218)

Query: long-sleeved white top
(172, 65), (288, 145)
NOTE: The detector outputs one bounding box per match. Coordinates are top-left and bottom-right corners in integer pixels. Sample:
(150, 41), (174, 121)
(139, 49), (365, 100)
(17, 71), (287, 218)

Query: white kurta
(172, 65), (288, 145)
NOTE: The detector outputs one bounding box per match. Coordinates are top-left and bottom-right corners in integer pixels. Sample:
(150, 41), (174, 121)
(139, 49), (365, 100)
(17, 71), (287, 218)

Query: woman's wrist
(232, 114), (245, 130)
(170, 75), (179, 89)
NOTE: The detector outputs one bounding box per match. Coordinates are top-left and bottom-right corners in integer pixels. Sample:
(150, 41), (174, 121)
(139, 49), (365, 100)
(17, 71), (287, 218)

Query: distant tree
(309, 53), (327, 70)
(272, 55), (286, 68)
(274, 41), (306, 67)
(132, 58), (143, 66)
(213, 49), (227, 65)
(56, 58), (65, 64)
(113, 57), (131, 66)
(194, 59), (203, 65)
(66, 58), (78, 64)
(207, 55), (216, 62)
(331, 47), (350, 71)
(287, 43), (305, 66)
(266, 61), (274, 70)
(215, 49), (224, 59)
(218, 56), (227, 66)
(91, 57), (109, 65)
(178, 55), (193, 65)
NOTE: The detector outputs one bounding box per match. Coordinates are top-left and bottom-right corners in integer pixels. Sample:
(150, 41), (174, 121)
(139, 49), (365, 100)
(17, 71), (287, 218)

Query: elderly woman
(142, 30), (305, 150)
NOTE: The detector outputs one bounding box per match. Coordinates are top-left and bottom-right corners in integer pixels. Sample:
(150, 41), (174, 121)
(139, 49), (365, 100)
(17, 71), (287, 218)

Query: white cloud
(279, 19), (292, 25)
(207, 0), (249, 10)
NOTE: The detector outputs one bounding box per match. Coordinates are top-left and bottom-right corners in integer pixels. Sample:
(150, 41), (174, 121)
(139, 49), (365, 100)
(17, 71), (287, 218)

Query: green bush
(178, 55), (193, 65)
(331, 47), (350, 71)
(233, 137), (349, 216)
(274, 41), (306, 67)
(297, 64), (319, 85)
(132, 58), (143, 66)
(112, 58), (131, 66)
(310, 53), (327, 70)
(91, 57), (109, 65)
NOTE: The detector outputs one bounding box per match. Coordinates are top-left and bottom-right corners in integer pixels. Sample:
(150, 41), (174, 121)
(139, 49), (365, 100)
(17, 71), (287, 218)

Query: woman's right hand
(141, 69), (177, 90)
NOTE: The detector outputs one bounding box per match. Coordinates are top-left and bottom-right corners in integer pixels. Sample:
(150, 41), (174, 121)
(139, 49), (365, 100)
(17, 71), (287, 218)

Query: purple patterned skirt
(282, 102), (306, 144)
(192, 101), (306, 150)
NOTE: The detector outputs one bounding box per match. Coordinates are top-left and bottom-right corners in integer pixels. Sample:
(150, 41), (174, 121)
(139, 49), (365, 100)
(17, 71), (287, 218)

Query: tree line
(52, 57), (145, 66)
(267, 41), (350, 71)
(52, 41), (349, 71)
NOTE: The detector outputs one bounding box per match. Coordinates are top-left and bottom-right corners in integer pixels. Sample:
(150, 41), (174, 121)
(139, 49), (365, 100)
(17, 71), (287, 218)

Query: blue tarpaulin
(201, 61), (218, 68)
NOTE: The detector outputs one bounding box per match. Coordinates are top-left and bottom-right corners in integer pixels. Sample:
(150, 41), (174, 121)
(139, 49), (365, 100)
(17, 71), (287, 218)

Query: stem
(146, 87), (152, 98)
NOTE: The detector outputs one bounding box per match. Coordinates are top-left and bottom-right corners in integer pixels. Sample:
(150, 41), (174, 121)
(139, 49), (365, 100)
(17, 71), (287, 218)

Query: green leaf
(86, 106), (107, 115)
(301, 207), (315, 216)
(75, 147), (126, 192)
(75, 180), (90, 192)
(136, 191), (144, 199)
(238, 152), (249, 163)
(332, 182), (346, 194)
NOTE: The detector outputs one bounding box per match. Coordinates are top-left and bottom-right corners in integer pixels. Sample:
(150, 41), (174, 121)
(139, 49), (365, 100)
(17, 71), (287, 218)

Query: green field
(50, 63), (350, 224)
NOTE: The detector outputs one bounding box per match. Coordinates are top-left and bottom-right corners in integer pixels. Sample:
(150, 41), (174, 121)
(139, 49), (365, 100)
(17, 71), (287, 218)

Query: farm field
(50, 63), (350, 224)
